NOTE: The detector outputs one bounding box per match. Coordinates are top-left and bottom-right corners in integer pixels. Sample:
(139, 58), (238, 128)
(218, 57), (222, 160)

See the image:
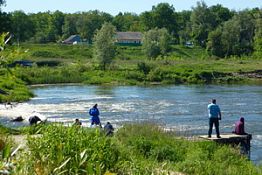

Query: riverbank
(0, 123), (261, 174)
(1, 43), (262, 103)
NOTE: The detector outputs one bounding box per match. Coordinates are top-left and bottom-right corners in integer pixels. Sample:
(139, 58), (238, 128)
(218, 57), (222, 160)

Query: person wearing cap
(89, 104), (101, 127)
(233, 117), (247, 135)
(207, 99), (222, 138)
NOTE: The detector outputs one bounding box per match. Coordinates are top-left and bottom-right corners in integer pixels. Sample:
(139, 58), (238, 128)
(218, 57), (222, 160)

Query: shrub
(16, 125), (119, 175)
(31, 51), (60, 58)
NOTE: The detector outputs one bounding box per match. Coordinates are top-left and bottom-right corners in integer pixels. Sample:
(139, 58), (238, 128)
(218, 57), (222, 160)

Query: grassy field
(11, 43), (262, 85)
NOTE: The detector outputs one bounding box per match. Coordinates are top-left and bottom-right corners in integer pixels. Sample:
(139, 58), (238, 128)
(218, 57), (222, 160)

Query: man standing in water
(207, 99), (222, 138)
(89, 104), (101, 127)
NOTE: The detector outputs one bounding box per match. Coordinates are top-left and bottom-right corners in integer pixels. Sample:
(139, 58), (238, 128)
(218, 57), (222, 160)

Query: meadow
(11, 43), (262, 86)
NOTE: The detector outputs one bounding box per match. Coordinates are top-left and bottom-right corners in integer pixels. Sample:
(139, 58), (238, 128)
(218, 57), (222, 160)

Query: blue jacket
(89, 107), (99, 117)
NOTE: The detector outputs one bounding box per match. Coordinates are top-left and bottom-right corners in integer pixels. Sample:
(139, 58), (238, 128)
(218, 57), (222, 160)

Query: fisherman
(89, 104), (101, 127)
(207, 99), (222, 138)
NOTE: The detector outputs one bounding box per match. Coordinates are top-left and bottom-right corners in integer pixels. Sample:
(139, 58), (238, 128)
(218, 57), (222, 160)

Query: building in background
(62, 35), (81, 44)
(115, 32), (142, 46)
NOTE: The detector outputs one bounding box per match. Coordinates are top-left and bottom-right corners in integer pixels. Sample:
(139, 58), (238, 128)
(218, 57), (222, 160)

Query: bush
(31, 51), (60, 58)
(16, 125), (119, 175)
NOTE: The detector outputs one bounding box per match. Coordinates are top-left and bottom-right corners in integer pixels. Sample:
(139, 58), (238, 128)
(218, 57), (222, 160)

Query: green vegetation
(1, 42), (262, 103)
(1, 2), (261, 59)
(11, 44), (262, 86)
(0, 123), (261, 174)
(142, 28), (171, 58)
(0, 33), (33, 103)
(93, 22), (116, 70)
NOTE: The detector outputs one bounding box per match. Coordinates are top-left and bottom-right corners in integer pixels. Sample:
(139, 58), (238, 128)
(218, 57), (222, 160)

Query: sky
(2, 0), (262, 15)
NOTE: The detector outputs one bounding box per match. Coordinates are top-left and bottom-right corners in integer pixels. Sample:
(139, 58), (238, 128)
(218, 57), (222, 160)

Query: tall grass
(16, 124), (119, 175)
(12, 123), (262, 175)
(0, 71), (33, 103)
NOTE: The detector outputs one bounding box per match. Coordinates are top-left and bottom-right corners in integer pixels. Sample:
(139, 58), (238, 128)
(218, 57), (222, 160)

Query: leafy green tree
(253, 8), (262, 57)
(177, 10), (192, 44)
(51, 11), (65, 41)
(159, 28), (171, 55)
(221, 18), (240, 57)
(191, 1), (216, 47)
(62, 14), (78, 39)
(221, 11), (255, 56)
(140, 3), (178, 36)
(76, 11), (112, 43)
(30, 12), (62, 43)
(0, 0), (10, 33)
(206, 27), (224, 57)
(0, 11), (11, 34)
(93, 22), (116, 70)
(209, 4), (233, 28)
(113, 12), (141, 32)
(142, 28), (171, 59)
(10, 11), (34, 42)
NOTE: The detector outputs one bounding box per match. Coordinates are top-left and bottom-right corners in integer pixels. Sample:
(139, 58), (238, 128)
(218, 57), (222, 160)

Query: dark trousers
(208, 118), (220, 137)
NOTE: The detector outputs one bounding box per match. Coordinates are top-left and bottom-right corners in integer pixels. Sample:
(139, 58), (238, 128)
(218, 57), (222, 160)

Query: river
(0, 85), (261, 163)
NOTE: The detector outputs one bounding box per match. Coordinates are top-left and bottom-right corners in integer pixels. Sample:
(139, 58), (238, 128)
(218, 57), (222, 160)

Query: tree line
(0, 1), (261, 58)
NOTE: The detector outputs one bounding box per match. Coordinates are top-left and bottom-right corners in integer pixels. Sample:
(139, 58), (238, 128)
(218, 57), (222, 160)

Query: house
(62, 35), (81, 44)
(115, 32), (142, 45)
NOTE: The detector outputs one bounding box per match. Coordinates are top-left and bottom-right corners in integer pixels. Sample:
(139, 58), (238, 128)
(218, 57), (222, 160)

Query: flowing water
(0, 85), (261, 163)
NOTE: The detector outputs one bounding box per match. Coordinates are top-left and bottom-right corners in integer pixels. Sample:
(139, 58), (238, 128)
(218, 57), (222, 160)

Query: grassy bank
(11, 44), (262, 85)
(1, 43), (262, 103)
(0, 123), (261, 174)
(0, 69), (34, 103)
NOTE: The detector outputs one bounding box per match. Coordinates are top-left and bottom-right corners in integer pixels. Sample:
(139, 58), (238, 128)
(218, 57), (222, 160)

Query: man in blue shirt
(207, 99), (221, 138)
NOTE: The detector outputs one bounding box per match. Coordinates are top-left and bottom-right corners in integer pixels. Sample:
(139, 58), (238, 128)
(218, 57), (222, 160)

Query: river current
(0, 85), (261, 163)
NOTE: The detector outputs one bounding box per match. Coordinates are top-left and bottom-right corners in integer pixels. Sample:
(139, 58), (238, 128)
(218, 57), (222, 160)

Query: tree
(93, 22), (116, 70)
(206, 27), (224, 57)
(10, 11), (34, 42)
(0, 0), (10, 34)
(221, 18), (240, 56)
(191, 1), (215, 47)
(209, 4), (233, 28)
(62, 14), (78, 39)
(76, 11), (112, 43)
(140, 3), (178, 37)
(253, 8), (262, 57)
(177, 10), (192, 44)
(221, 11), (255, 56)
(0, 12), (11, 34)
(142, 28), (171, 59)
(30, 12), (62, 43)
(51, 11), (65, 41)
(113, 12), (141, 32)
